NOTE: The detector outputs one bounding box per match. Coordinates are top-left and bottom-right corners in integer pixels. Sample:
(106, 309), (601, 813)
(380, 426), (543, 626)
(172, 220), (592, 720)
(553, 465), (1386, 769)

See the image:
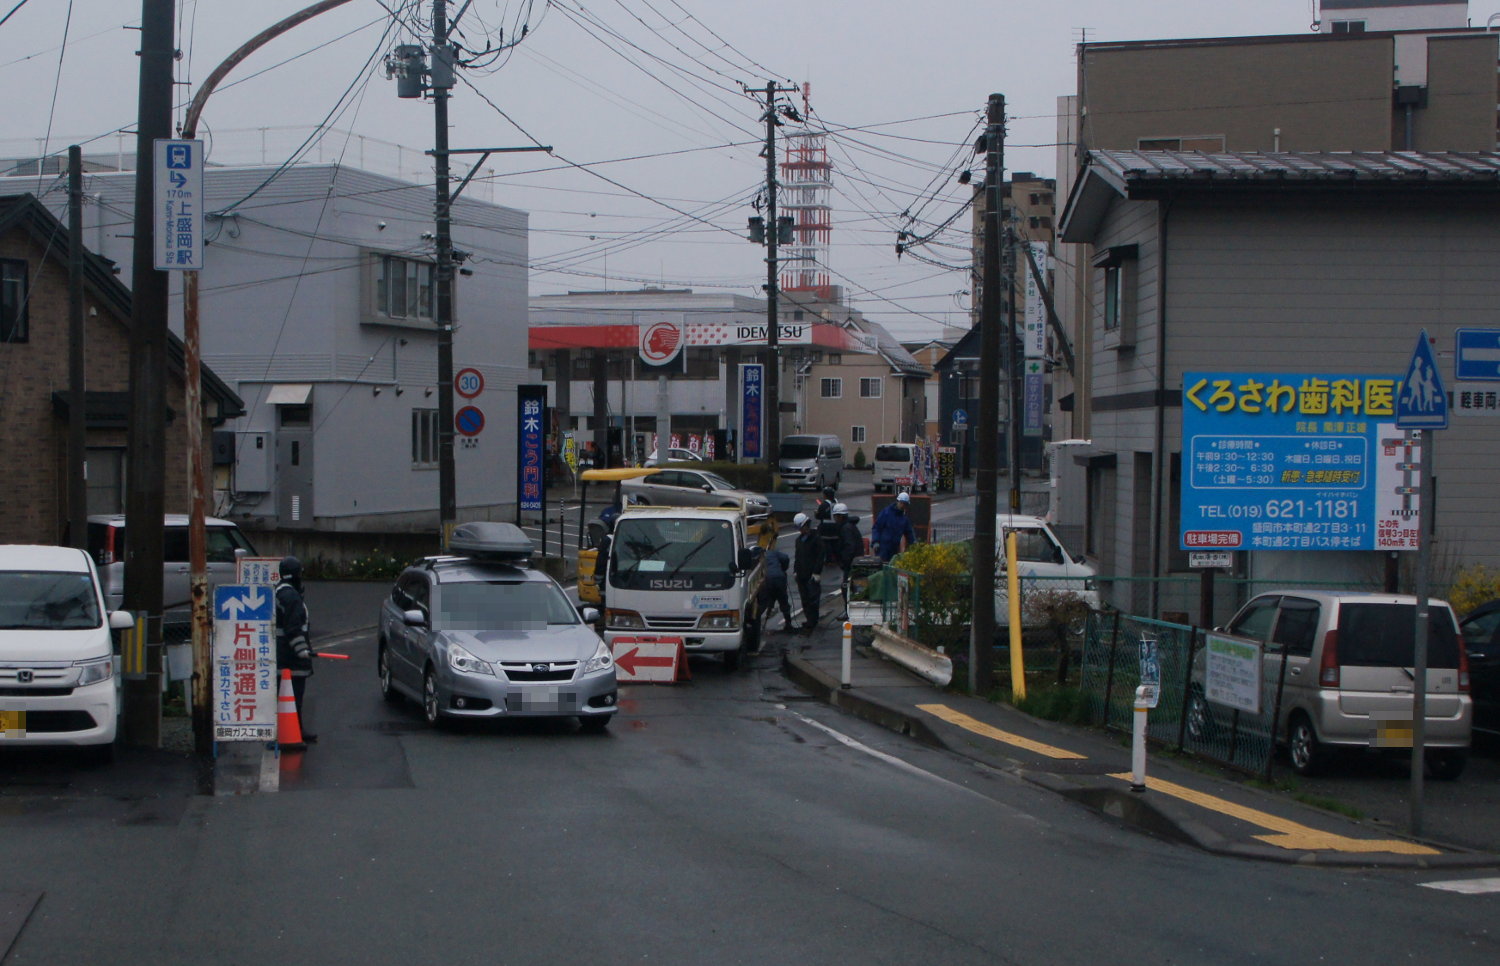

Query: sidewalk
(780, 621), (1500, 869)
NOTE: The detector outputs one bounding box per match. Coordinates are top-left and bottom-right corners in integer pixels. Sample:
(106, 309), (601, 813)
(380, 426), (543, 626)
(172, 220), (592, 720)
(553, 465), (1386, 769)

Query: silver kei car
(377, 523), (618, 733)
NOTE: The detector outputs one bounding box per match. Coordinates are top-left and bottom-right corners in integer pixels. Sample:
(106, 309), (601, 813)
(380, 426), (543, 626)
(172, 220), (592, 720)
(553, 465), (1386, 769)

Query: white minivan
(993, 515), (1099, 626)
(0, 545), (134, 760)
(872, 443), (925, 493)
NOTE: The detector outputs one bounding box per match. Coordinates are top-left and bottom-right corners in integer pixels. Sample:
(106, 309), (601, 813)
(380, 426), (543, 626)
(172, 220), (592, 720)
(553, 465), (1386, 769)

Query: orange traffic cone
(276, 668), (306, 750)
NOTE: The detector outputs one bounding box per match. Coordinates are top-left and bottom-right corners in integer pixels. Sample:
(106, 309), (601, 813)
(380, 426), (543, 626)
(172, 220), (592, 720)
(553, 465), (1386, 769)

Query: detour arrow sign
(611, 636), (688, 683)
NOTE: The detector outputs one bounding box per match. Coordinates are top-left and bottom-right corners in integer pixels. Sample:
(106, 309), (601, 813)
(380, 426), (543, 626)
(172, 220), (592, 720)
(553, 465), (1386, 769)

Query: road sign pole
(1410, 430), (1431, 836)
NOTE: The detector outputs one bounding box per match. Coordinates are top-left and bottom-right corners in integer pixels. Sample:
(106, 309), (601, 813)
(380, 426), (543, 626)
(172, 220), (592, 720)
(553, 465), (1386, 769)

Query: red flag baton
(313, 652), (351, 660)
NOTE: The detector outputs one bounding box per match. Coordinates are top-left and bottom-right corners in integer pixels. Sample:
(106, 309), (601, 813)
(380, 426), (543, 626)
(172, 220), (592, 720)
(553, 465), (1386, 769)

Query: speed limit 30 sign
(455, 368), (485, 399)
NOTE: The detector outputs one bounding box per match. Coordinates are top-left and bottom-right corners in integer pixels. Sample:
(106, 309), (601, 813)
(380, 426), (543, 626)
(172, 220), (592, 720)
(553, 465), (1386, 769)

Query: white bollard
(841, 621), (853, 689)
(1131, 685), (1149, 792)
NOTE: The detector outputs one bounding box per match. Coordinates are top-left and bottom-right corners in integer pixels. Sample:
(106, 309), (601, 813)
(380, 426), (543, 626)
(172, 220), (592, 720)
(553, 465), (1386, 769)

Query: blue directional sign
(951, 408), (968, 426)
(1395, 329), (1447, 430)
(1453, 328), (1500, 382)
(213, 584), (273, 623)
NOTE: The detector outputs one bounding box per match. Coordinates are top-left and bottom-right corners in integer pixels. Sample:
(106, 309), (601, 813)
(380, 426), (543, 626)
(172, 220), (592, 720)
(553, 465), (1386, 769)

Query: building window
(1, 259), (27, 343)
(793, 310), (804, 321)
(859, 377), (882, 398)
(85, 448), (126, 515)
(1331, 19), (1366, 34)
(828, 353), (841, 365)
(1095, 244), (1138, 347)
(412, 408), (439, 466)
(851, 425), (866, 444)
(1137, 135), (1225, 152)
(959, 376), (980, 400)
(820, 377), (842, 399)
(1103, 265), (1123, 332)
(374, 255), (434, 321)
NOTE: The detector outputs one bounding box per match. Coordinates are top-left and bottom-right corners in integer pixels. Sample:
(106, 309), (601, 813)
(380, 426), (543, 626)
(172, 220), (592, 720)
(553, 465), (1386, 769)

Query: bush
(853, 446), (867, 470)
(890, 542), (972, 650)
(1445, 563), (1500, 616)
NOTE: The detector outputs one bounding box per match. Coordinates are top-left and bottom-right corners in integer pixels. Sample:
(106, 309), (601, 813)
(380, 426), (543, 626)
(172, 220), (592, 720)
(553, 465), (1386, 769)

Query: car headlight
(606, 609), (645, 629)
(699, 610), (739, 630)
(75, 656), (113, 686)
(447, 644), (494, 676)
(584, 640), (613, 674)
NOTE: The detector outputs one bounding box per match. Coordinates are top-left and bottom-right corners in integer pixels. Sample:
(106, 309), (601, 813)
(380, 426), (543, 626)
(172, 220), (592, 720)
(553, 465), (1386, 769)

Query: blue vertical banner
(1023, 360), (1044, 437)
(152, 139), (204, 271)
(517, 384), (547, 513)
(740, 363), (763, 460)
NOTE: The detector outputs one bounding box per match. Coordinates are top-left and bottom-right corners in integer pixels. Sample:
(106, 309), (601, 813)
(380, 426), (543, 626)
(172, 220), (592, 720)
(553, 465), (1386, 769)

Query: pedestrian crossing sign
(1395, 329), (1447, 430)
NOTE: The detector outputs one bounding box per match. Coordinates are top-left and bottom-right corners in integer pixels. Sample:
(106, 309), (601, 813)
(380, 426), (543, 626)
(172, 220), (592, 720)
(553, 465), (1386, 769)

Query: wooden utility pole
(970, 93), (1005, 696)
(120, 0), (175, 747)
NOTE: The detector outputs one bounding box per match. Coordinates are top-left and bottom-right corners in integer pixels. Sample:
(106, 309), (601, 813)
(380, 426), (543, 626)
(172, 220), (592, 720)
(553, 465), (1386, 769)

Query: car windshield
(779, 442), (818, 459)
(875, 445), (910, 462)
(0, 571), (102, 630)
(612, 518), (735, 576)
(436, 580), (578, 630)
(1000, 527), (1064, 565)
(701, 473), (735, 490)
(1336, 603), (1461, 669)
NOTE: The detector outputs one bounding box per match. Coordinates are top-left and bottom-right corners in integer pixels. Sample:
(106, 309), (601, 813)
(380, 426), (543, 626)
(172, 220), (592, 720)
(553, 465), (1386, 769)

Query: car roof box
(447, 522), (534, 561)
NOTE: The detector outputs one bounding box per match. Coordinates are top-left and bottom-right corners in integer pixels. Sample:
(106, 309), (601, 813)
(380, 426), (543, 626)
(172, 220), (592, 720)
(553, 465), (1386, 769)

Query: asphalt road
(1, 580), (1497, 964)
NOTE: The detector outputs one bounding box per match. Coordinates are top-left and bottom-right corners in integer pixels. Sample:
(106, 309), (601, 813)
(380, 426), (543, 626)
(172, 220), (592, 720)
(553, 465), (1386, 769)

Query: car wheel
(1184, 687), (1213, 742)
(579, 714), (611, 734)
(1426, 749), (1467, 781)
(1288, 714), (1325, 776)
(422, 666), (442, 727)
(378, 643), (401, 705)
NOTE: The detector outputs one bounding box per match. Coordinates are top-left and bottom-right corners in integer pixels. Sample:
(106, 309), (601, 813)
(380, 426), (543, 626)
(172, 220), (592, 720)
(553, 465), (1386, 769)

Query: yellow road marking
(916, 704), (1087, 760)
(1107, 773), (1440, 855)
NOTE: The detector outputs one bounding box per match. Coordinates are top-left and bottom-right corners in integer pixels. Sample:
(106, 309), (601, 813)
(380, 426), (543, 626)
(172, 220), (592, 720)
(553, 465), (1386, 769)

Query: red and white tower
(779, 83), (834, 300)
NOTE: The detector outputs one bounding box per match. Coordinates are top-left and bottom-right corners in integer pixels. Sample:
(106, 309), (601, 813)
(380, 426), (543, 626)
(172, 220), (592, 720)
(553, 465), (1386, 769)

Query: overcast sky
(5, 1), (1493, 339)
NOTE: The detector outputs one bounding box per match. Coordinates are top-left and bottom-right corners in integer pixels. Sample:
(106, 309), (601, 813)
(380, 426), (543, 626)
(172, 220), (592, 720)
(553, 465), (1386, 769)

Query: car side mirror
(109, 610), (135, 631)
(1073, 553), (1087, 564)
(234, 547), (248, 560)
(701, 484), (713, 493)
(580, 606), (600, 624)
(402, 608), (427, 627)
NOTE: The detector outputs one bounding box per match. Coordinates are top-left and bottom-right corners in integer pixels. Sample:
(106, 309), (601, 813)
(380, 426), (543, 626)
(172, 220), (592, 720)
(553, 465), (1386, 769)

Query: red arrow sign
(614, 647), (675, 677)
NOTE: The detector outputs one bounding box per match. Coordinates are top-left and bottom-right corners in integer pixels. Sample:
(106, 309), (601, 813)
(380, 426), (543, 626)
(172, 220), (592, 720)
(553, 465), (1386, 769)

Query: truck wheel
(743, 614), (762, 654)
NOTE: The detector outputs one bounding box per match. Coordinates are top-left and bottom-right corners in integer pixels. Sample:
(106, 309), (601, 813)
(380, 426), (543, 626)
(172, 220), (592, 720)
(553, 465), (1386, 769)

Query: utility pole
(120, 0), (175, 747)
(747, 81), (797, 468)
(67, 145), (86, 550)
(969, 93), (1005, 697)
(431, 0), (458, 540)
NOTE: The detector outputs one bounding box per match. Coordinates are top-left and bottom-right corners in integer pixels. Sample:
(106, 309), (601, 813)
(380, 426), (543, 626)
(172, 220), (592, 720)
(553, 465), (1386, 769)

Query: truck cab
(599, 506), (764, 669)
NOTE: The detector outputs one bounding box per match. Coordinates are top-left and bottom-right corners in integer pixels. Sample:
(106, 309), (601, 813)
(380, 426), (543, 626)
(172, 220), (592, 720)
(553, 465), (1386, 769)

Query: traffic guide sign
(1395, 330), (1447, 430)
(153, 139), (203, 271)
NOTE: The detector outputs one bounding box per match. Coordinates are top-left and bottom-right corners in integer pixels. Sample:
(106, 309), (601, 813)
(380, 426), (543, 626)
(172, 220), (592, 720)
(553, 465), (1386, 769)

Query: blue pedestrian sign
(1395, 330), (1447, 430)
(1453, 328), (1500, 382)
(951, 408), (968, 426)
(214, 584), (273, 623)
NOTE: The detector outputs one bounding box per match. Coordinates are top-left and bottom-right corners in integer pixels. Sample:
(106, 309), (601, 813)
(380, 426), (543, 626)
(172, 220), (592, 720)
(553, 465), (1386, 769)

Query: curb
(784, 652), (1500, 870)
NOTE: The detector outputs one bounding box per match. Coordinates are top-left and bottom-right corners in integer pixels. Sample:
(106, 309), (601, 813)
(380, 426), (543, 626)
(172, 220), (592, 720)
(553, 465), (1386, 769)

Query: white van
(0, 545), (135, 760)
(993, 515), (1099, 626)
(872, 443), (925, 493)
(777, 435), (843, 491)
(88, 514), (257, 613)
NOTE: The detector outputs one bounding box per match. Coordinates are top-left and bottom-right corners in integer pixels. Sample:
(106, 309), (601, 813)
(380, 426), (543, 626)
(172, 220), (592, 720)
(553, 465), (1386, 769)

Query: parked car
(1457, 599), (1500, 738)
(777, 434), (842, 491)
(620, 467), (772, 522)
(872, 443), (925, 493)
(376, 523), (617, 732)
(0, 545), (135, 761)
(87, 514), (257, 612)
(644, 447), (705, 465)
(1189, 591), (1472, 778)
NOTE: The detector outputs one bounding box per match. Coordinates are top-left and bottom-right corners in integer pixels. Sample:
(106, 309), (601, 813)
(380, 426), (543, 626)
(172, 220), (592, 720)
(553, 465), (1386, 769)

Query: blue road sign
(455, 405), (485, 437)
(214, 584), (273, 623)
(1454, 328), (1500, 382)
(951, 408), (968, 426)
(1395, 330), (1447, 430)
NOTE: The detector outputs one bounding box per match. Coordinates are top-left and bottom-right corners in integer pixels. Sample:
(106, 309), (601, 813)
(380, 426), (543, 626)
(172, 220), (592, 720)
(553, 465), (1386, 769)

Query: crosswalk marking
(1419, 877), (1500, 895)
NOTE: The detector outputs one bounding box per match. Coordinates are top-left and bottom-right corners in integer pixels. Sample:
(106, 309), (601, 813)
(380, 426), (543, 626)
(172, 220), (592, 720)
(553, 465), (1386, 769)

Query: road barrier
(871, 624), (953, 687)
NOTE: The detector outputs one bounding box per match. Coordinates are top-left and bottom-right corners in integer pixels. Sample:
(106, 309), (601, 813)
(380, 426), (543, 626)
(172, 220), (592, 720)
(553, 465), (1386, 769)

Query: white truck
(599, 506), (765, 670)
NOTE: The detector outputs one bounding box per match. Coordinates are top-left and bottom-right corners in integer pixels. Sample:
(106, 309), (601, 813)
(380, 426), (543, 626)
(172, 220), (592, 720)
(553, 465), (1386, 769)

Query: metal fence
(1079, 611), (1280, 775)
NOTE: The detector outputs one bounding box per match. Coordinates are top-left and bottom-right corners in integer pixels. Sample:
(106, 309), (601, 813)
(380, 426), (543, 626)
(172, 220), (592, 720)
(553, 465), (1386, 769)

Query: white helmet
(832, 502), (848, 516)
(793, 512), (810, 527)
(897, 491), (911, 504)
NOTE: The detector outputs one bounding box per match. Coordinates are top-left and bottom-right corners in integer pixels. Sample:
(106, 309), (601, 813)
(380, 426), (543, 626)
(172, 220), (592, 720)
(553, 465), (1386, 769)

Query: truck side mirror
(737, 547), (755, 572)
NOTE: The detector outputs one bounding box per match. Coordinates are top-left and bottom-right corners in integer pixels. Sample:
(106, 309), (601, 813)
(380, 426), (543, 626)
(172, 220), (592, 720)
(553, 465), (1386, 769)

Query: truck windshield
(0, 572), (102, 630)
(612, 519), (735, 578)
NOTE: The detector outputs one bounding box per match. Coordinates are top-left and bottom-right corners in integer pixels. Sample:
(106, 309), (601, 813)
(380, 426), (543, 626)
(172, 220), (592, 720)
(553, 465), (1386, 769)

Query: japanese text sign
(153, 139), (203, 271)
(517, 384), (547, 513)
(1180, 372), (1419, 552)
(740, 363), (763, 460)
(211, 585), (275, 741)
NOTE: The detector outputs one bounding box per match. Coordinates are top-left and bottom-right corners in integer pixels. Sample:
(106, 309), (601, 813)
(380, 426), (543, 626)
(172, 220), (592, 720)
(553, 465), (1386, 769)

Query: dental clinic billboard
(1180, 372), (1420, 552)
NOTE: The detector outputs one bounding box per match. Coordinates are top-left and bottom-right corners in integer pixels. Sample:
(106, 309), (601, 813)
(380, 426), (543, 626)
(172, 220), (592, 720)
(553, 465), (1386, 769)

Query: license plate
(509, 688), (576, 713)
(1, 710), (26, 736)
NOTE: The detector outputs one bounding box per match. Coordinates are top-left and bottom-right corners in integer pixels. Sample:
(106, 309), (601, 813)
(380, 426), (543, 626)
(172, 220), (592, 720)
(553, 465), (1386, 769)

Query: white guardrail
(870, 624), (954, 688)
